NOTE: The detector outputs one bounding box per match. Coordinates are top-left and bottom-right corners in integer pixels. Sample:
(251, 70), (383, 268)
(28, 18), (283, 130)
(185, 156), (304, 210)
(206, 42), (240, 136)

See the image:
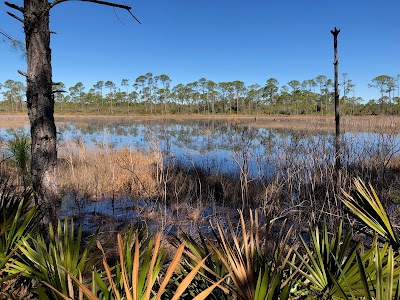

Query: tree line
(1, 73), (399, 116)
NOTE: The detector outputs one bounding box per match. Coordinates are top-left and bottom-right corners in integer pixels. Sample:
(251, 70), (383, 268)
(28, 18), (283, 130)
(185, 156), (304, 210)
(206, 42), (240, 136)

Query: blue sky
(1, 0), (399, 101)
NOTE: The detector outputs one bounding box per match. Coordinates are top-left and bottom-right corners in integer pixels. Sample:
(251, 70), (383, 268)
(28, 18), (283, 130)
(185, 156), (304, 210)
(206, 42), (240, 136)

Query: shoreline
(0, 113), (399, 133)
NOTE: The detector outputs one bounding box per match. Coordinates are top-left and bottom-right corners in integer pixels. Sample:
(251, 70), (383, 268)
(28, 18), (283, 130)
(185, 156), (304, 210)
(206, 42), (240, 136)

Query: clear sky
(1, 0), (399, 101)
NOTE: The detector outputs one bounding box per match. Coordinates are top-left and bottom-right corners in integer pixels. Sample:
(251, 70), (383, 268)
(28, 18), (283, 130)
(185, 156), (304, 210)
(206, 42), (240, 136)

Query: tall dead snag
(5, 0), (139, 219)
(331, 27), (340, 172)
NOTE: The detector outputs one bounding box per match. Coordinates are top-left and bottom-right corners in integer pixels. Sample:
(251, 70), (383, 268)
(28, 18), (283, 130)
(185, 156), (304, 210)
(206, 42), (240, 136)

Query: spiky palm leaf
(175, 229), (230, 299)
(341, 178), (400, 248)
(0, 186), (38, 298)
(7, 132), (31, 187)
(183, 210), (297, 300)
(356, 243), (400, 299)
(9, 219), (96, 299)
(67, 230), (223, 300)
(0, 186), (37, 261)
(293, 221), (367, 299)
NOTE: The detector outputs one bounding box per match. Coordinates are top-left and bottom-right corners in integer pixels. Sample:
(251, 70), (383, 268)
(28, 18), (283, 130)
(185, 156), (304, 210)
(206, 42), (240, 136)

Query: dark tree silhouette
(4, 0), (139, 219)
(331, 27), (340, 172)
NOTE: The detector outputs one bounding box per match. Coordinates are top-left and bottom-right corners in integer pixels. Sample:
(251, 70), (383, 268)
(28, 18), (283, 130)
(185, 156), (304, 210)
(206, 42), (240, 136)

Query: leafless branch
(49, 0), (141, 24)
(52, 90), (66, 94)
(18, 70), (28, 77)
(52, 82), (63, 86)
(7, 11), (24, 23)
(127, 9), (141, 24)
(50, 0), (127, 10)
(4, 1), (24, 12)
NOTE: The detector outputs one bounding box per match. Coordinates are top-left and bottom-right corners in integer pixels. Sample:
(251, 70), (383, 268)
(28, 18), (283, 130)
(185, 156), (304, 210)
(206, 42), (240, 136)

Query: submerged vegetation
(1, 117), (399, 230)
(52, 118), (399, 223)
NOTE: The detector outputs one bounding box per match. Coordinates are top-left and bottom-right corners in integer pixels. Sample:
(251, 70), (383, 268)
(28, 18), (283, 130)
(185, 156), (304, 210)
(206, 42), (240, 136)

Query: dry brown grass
(1, 114), (399, 234)
(58, 142), (159, 200)
(385, 155), (400, 169)
(1, 113), (400, 133)
(53, 114), (400, 133)
(0, 114), (29, 127)
(247, 115), (400, 133)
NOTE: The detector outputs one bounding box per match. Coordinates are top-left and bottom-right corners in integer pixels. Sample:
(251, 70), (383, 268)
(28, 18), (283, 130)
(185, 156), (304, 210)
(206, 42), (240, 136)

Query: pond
(62, 119), (399, 174)
(1, 117), (399, 233)
(3, 117), (398, 177)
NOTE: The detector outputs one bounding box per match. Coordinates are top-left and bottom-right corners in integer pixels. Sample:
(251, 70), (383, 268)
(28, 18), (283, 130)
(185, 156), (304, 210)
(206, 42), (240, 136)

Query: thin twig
(113, 7), (125, 26)
(0, 29), (25, 52)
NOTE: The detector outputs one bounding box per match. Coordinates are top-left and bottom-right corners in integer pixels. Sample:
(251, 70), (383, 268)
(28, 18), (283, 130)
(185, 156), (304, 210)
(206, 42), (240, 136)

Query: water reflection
(1, 118), (399, 180)
(2, 118), (399, 233)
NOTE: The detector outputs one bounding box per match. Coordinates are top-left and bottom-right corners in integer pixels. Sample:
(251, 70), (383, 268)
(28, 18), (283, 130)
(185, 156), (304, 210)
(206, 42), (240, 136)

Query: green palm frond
(356, 243), (400, 299)
(0, 186), (38, 299)
(7, 132), (30, 173)
(293, 221), (364, 299)
(9, 219), (96, 299)
(68, 230), (221, 300)
(183, 209), (296, 300)
(341, 178), (400, 248)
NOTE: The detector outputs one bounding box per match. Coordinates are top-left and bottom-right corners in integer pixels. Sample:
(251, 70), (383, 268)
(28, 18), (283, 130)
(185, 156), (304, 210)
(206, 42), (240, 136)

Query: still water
(61, 119), (400, 175)
(1, 118), (399, 232)
(2, 118), (400, 179)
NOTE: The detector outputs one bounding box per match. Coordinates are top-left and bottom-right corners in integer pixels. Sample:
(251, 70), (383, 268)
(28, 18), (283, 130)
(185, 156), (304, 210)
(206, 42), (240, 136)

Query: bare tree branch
(52, 90), (66, 94)
(18, 70), (28, 77)
(7, 11), (24, 23)
(127, 9), (141, 24)
(4, 1), (24, 12)
(51, 0), (128, 9)
(49, 0), (141, 23)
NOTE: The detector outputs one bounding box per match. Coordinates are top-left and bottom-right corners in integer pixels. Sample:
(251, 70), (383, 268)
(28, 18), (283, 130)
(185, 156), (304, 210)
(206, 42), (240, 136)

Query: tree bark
(331, 27), (340, 171)
(6, 0), (135, 223)
(24, 0), (59, 216)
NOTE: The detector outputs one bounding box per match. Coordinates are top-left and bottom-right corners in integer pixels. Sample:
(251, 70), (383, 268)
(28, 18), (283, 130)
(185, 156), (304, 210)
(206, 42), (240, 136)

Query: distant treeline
(1, 73), (399, 115)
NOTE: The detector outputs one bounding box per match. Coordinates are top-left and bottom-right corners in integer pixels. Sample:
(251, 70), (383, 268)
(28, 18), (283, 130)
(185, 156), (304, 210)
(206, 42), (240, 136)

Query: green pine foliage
(1, 74), (399, 116)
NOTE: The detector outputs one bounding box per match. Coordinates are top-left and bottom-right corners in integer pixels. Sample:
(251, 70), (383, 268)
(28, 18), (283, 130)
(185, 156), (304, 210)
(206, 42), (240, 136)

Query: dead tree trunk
(6, 0), (139, 221)
(24, 0), (59, 216)
(331, 27), (341, 171)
